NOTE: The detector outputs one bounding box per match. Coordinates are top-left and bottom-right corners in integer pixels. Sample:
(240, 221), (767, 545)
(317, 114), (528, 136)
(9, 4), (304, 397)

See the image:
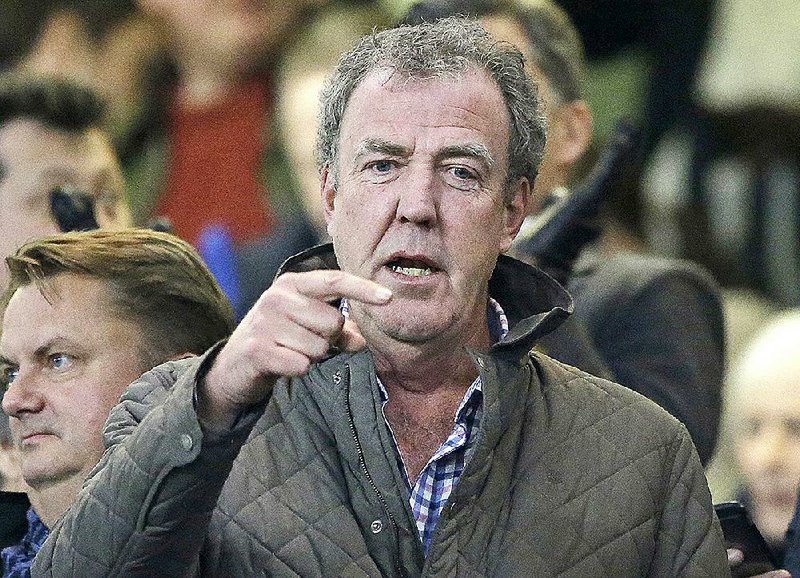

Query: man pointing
(35, 17), (727, 576)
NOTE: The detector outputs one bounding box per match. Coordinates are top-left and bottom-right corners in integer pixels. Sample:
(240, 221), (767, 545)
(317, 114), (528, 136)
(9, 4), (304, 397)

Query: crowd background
(1, 0), (799, 561)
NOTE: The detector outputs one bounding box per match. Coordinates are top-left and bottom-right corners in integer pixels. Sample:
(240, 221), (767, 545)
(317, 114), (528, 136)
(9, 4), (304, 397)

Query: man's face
(324, 68), (527, 346)
(0, 274), (145, 489)
(734, 374), (800, 543)
(0, 118), (129, 288)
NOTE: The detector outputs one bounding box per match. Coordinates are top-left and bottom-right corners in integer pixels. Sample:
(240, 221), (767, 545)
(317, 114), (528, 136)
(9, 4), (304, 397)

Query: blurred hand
(728, 548), (792, 577)
(199, 270), (391, 429)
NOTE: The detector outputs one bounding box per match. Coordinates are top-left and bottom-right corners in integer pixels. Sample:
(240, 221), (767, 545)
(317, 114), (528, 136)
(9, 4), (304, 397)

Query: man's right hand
(198, 270), (392, 430)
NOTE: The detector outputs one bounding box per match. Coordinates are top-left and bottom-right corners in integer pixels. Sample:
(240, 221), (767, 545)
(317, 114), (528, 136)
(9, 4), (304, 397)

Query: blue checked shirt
(341, 298), (508, 554)
(2, 508), (48, 578)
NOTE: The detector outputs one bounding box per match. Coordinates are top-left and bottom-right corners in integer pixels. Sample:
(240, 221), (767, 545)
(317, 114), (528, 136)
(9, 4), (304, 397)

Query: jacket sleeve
(649, 427), (731, 577)
(31, 349), (266, 577)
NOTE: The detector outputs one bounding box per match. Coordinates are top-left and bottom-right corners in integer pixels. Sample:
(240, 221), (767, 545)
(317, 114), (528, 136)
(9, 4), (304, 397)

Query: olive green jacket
(33, 246), (729, 577)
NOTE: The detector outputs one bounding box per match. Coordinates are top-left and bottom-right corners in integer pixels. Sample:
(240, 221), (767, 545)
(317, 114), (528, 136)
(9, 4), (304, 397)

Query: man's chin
(357, 304), (451, 345)
(21, 464), (59, 489)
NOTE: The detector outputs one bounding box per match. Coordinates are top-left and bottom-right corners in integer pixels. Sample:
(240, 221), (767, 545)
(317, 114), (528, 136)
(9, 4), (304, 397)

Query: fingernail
(375, 287), (392, 301)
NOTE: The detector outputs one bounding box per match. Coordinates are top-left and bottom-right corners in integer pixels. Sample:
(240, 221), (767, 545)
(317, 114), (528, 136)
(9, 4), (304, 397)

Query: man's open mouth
(386, 257), (439, 277)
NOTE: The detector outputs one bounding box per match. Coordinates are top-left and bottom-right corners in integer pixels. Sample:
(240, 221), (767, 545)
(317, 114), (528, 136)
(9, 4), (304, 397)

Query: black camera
(49, 186), (99, 232)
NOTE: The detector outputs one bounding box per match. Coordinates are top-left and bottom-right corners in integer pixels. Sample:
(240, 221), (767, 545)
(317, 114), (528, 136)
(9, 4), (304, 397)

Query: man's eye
(1, 366), (18, 389)
(367, 160), (394, 173)
(444, 165), (480, 192)
(49, 353), (74, 371)
(449, 166), (476, 180)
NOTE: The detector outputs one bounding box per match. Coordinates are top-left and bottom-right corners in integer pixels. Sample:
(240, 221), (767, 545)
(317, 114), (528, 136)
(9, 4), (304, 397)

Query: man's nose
(2, 370), (44, 418)
(395, 167), (438, 225)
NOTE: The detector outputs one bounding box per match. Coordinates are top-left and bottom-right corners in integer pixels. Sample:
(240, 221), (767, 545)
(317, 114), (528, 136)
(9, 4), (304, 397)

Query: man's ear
(321, 164), (336, 235)
(500, 177), (530, 253)
(552, 99), (592, 167)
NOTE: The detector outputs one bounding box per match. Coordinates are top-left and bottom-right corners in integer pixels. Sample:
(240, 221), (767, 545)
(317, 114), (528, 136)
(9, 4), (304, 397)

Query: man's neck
(355, 298), (497, 481)
(27, 476), (82, 529)
(373, 344), (483, 483)
(367, 314), (491, 395)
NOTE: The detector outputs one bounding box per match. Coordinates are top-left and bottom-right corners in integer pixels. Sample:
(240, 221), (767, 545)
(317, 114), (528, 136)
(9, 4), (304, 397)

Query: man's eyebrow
(0, 354), (13, 367)
(32, 336), (75, 358)
(435, 143), (495, 168)
(354, 138), (411, 159)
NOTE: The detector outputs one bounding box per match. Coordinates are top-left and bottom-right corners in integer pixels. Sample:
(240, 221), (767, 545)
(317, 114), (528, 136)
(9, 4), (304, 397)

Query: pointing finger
(281, 270), (392, 305)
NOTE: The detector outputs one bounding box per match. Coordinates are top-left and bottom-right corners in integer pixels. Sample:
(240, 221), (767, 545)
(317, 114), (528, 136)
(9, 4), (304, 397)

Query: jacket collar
(279, 243), (573, 358)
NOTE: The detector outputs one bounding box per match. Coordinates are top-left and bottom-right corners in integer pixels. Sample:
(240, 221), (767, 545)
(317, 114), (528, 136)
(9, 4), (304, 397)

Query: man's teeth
(390, 264), (432, 277)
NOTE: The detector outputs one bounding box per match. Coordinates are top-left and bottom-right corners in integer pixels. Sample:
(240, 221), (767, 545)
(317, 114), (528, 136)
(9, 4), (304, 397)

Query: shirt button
(370, 520), (383, 534)
(179, 433), (194, 451)
(333, 372), (342, 385)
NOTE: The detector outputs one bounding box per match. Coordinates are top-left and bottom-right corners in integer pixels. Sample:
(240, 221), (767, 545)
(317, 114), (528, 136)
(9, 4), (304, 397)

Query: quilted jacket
(33, 246), (729, 577)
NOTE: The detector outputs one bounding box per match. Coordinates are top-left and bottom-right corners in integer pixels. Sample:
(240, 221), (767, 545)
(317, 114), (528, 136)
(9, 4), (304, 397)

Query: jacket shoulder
(529, 351), (689, 438)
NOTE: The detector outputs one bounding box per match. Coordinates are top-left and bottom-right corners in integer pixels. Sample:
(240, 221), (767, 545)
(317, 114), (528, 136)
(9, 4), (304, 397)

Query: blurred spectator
(0, 72), (131, 493)
(0, 229), (234, 573)
(557, 0), (716, 156)
(706, 289), (780, 503)
(724, 310), (800, 561)
(122, 0), (332, 317)
(403, 0), (725, 465)
(276, 2), (391, 237)
(548, 0), (717, 247)
(0, 73), (130, 289)
(0, 0), (164, 149)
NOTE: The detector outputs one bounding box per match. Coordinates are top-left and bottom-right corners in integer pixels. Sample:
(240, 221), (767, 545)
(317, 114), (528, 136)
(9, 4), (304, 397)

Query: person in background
(275, 1), (391, 238)
(34, 18), (726, 576)
(124, 0), (328, 317)
(0, 73), (131, 289)
(0, 72), (133, 493)
(0, 0), (163, 148)
(726, 310), (800, 562)
(0, 229), (235, 576)
(403, 0), (725, 465)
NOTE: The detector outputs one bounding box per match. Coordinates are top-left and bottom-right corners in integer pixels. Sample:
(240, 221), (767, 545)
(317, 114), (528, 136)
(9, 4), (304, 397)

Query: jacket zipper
(342, 366), (407, 577)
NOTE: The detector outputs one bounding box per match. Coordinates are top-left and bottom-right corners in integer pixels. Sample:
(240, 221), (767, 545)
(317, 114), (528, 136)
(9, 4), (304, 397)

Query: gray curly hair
(315, 16), (546, 200)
